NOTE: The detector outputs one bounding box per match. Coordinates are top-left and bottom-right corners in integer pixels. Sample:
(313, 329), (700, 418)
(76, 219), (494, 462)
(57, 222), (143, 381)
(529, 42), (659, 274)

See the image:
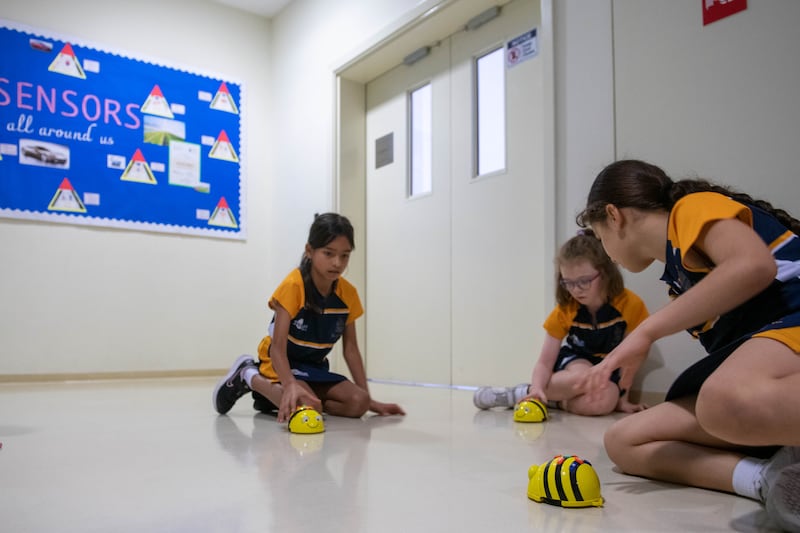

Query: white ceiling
(210, 0), (294, 19)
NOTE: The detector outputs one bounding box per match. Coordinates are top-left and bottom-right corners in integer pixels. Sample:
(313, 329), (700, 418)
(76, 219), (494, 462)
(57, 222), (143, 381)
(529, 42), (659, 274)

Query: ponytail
(299, 254), (323, 313)
(668, 179), (800, 235)
(577, 160), (800, 235)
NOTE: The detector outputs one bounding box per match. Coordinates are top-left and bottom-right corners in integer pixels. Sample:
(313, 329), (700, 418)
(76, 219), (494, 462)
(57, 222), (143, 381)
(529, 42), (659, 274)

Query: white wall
(266, 0), (427, 274)
(0, 0), (274, 375)
(554, 0), (615, 246)
(611, 0), (800, 396)
(0, 0), (430, 377)
(556, 0), (800, 398)
(4, 0), (799, 399)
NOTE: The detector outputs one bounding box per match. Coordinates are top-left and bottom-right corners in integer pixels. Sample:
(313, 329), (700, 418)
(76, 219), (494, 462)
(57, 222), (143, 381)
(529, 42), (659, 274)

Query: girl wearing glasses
(577, 159), (800, 531)
(474, 230), (650, 415)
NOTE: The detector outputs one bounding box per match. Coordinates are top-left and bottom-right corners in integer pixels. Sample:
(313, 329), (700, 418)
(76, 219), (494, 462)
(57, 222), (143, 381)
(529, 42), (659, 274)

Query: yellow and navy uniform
(543, 288), (648, 383)
(662, 191), (800, 399)
(256, 268), (363, 383)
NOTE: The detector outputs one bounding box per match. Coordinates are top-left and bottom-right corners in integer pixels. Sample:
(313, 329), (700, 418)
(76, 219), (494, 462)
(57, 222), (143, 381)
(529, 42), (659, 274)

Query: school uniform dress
(256, 268), (364, 384)
(662, 191), (800, 400)
(543, 288), (649, 384)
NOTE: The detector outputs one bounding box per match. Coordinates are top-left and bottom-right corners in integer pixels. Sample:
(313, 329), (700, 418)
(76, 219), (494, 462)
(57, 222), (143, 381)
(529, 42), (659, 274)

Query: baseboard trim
(632, 390), (665, 406)
(367, 378), (479, 391)
(368, 379), (667, 406)
(0, 369), (222, 383)
(0, 374), (670, 405)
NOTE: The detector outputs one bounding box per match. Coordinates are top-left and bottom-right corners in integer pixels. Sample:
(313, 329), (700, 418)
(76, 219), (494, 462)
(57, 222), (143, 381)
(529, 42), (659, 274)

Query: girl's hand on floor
(369, 400), (405, 416)
(615, 397), (648, 413)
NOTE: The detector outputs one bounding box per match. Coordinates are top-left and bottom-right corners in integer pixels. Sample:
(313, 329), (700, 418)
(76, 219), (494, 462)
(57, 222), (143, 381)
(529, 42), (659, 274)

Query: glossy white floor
(0, 378), (784, 532)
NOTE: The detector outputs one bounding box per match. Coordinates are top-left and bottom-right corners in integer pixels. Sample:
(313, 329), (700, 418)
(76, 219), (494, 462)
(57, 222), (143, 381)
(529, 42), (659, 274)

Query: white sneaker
(765, 462), (800, 532)
(511, 383), (530, 405)
(759, 446), (800, 502)
(473, 386), (514, 409)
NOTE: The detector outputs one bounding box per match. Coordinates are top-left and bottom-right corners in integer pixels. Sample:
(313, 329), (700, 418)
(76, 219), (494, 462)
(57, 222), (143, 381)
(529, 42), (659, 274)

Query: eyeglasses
(559, 272), (600, 291)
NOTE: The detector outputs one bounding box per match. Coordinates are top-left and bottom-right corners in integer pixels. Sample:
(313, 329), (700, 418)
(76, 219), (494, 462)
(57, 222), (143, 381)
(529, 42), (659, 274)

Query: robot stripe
(543, 462), (553, 500)
(569, 461), (584, 501)
(554, 462), (568, 501)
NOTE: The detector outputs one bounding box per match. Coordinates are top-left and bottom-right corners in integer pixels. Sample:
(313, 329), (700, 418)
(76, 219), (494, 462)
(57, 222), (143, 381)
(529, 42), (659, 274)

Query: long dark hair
(555, 229), (624, 306)
(299, 212), (355, 312)
(576, 160), (800, 234)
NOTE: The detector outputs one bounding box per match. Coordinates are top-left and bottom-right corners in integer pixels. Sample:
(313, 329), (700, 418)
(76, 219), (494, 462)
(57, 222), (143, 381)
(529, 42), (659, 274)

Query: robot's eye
(302, 415), (309, 422)
(315, 415), (322, 421)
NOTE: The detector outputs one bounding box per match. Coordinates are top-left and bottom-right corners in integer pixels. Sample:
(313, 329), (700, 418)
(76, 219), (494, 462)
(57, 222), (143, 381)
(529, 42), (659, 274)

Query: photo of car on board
(19, 140), (70, 169)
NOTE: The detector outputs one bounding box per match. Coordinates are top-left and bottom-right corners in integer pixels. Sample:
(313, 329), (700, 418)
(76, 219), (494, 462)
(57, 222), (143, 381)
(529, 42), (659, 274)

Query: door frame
(330, 0), (557, 376)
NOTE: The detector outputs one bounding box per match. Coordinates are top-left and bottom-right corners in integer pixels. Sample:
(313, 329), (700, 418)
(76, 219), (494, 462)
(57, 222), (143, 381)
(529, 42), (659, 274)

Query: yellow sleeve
(336, 276), (364, 325)
(669, 192), (753, 272)
(269, 269), (304, 317)
(542, 303), (574, 340)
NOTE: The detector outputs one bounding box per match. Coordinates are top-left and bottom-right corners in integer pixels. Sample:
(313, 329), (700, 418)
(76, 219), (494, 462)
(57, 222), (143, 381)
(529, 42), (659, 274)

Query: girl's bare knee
(696, 380), (762, 441)
(603, 419), (631, 469)
(329, 387), (370, 418)
(350, 389), (370, 417)
(565, 397), (615, 416)
(564, 384), (618, 416)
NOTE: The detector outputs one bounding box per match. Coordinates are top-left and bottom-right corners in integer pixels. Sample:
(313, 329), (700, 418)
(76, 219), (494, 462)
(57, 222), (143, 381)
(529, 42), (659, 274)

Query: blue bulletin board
(0, 20), (245, 239)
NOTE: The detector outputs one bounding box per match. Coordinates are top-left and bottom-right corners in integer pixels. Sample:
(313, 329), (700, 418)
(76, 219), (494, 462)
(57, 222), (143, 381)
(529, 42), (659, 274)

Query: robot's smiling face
(288, 406), (325, 434)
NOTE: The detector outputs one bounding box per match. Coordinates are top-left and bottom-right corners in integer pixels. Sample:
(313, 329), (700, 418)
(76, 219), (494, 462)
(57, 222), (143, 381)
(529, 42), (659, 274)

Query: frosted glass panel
(476, 48), (505, 176)
(409, 83), (432, 196)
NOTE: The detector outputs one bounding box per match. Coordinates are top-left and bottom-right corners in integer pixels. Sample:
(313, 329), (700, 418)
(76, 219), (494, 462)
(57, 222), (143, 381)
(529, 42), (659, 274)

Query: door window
(409, 83), (433, 197)
(475, 47), (506, 177)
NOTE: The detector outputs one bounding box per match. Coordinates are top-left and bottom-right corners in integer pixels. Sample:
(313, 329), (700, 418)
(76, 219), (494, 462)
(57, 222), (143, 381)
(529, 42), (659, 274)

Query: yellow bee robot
(513, 399), (548, 423)
(527, 454), (604, 508)
(288, 405), (325, 434)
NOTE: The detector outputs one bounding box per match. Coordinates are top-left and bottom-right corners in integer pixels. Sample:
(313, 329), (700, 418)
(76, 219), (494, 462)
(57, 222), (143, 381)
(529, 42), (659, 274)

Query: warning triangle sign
(48, 178), (87, 213)
(210, 82), (239, 114)
(208, 197), (238, 228)
(209, 130), (239, 162)
(121, 149), (157, 184)
(141, 85), (174, 119)
(48, 43), (86, 79)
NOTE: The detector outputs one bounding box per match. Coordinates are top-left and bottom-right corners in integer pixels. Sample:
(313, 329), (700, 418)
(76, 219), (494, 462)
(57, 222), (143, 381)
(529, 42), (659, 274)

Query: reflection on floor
(0, 379), (783, 532)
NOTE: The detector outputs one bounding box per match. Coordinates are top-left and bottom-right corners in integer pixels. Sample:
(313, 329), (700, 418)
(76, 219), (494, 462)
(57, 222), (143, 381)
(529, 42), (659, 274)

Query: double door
(364, 0), (551, 386)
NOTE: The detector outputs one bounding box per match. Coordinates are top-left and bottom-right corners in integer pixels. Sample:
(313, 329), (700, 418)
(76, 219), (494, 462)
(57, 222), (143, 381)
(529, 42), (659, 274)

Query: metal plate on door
(375, 133), (394, 169)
